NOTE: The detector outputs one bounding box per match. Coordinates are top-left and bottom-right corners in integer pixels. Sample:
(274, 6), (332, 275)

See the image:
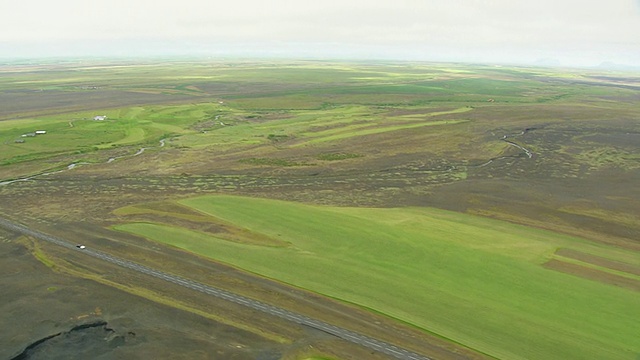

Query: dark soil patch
(555, 248), (640, 277)
(118, 202), (289, 247)
(11, 321), (134, 360)
(579, 132), (640, 149)
(0, 90), (199, 120)
(0, 239), (289, 360)
(139, 201), (211, 218)
(543, 259), (640, 292)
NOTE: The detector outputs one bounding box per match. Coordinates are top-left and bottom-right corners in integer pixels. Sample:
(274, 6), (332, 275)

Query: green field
(0, 102), (224, 173)
(114, 195), (640, 360)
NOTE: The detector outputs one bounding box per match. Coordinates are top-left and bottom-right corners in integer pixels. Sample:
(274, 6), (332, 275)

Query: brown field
(555, 248), (640, 277)
(0, 89), (201, 121)
(543, 259), (640, 292)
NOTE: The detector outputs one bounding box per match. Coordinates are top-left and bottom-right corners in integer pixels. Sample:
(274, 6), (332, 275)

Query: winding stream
(423, 127), (536, 171)
(500, 128), (535, 158)
(1, 139), (167, 186)
(504, 140), (533, 158)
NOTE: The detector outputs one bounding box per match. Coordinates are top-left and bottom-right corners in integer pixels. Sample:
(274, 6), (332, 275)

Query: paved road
(0, 218), (431, 360)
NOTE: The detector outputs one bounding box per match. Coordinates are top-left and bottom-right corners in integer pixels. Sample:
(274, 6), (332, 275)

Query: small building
(35, 130), (47, 135)
(94, 115), (107, 121)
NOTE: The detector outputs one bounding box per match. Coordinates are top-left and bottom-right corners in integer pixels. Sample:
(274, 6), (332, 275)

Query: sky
(1, 0), (639, 66)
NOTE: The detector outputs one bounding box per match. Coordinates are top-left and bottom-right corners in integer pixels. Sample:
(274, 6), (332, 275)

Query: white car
(76, 245), (86, 249)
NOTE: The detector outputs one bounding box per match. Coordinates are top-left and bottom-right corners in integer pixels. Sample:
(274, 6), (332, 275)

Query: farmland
(1, 59), (639, 359)
(113, 195), (640, 360)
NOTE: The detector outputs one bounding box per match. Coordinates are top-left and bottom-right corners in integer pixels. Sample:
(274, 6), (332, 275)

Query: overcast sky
(1, 0), (639, 66)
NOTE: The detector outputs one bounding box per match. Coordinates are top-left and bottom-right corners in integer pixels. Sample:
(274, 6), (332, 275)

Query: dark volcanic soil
(0, 235), (290, 360)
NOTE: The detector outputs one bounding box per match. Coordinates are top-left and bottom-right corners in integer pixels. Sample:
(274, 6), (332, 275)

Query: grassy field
(114, 195), (640, 360)
(2, 60), (640, 359)
(0, 102), (225, 176)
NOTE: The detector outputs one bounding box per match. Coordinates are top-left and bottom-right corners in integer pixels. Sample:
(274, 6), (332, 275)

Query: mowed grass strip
(114, 202), (289, 247)
(296, 119), (469, 146)
(286, 106), (472, 146)
(114, 195), (640, 360)
(543, 259), (640, 292)
(555, 248), (640, 277)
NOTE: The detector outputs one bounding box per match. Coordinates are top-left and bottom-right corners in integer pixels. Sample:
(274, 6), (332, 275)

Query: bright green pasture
(0, 103), (223, 166)
(114, 195), (640, 360)
(0, 116), (128, 164)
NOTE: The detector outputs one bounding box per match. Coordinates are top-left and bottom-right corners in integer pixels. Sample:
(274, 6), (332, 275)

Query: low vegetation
(2, 60), (639, 360)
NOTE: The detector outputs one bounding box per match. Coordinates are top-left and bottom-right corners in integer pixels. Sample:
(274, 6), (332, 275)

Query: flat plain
(1, 59), (639, 360)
